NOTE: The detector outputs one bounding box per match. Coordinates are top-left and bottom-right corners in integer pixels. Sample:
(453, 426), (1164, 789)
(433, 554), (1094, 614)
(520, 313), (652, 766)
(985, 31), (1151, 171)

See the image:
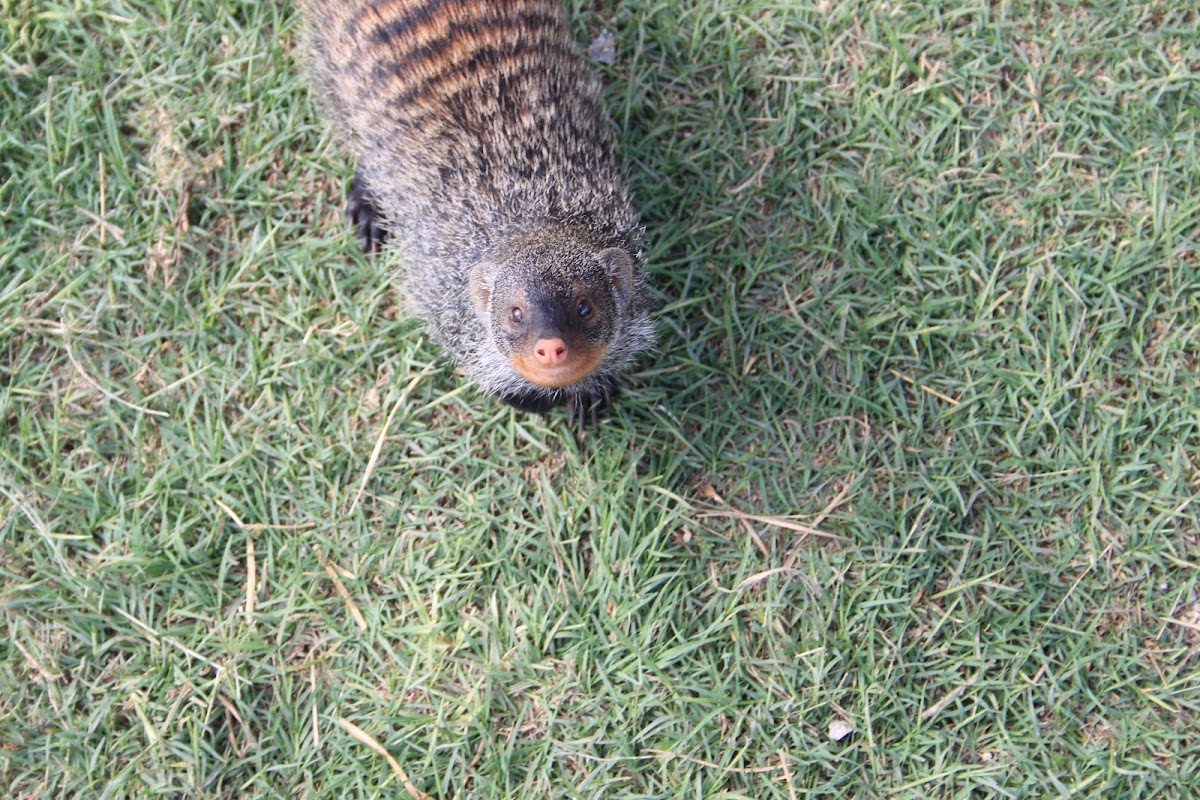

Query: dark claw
(499, 376), (618, 430)
(498, 388), (563, 414)
(565, 377), (617, 431)
(347, 168), (387, 255)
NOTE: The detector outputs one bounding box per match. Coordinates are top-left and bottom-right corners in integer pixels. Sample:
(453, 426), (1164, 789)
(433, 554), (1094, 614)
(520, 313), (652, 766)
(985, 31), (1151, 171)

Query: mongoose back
(304, 0), (655, 420)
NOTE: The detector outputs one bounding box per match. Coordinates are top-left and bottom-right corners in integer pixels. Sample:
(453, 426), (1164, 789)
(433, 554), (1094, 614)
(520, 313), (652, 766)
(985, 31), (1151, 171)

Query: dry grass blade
(735, 567), (803, 590)
(697, 509), (844, 540)
(920, 662), (994, 722)
(349, 362), (436, 514)
(315, 545), (367, 631)
(65, 344), (167, 417)
(337, 718), (434, 800)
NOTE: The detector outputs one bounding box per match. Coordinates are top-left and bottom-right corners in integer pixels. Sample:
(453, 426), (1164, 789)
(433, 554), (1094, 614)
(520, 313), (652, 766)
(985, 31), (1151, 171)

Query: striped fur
(304, 0), (654, 409)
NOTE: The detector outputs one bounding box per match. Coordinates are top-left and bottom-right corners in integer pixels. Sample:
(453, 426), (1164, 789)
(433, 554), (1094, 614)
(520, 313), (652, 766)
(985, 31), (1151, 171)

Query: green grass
(3, 0), (1200, 796)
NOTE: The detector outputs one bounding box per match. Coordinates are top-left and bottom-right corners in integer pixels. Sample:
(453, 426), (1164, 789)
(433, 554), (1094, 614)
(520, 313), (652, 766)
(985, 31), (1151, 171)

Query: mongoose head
(469, 234), (636, 390)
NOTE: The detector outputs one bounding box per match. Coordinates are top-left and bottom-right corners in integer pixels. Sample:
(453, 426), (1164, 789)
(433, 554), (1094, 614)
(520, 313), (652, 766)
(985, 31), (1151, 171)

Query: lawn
(3, 0), (1200, 797)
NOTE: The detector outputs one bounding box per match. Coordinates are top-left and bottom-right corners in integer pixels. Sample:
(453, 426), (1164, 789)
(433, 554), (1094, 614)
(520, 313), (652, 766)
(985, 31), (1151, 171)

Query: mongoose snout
(533, 340), (569, 369)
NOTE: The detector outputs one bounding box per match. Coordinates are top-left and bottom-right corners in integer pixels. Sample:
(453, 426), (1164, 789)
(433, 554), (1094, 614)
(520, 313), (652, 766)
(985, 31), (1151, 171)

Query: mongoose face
(470, 240), (634, 389)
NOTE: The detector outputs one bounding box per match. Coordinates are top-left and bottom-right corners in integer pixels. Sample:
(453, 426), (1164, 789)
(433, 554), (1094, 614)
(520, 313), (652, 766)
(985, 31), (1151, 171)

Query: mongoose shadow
(588, 2), (858, 505)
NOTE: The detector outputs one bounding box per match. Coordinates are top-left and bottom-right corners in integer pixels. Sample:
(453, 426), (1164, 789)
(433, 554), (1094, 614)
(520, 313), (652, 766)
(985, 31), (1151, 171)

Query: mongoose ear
(469, 261), (496, 318)
(597, 248), (634, 309)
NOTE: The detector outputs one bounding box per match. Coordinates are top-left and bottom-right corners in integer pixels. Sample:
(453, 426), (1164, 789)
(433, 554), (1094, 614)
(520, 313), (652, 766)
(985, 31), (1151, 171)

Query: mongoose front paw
(497, 388), (563, 415)
(497, 376), (618, 428)
(346, 169), (387, 255)
(566, 376), (618, 429)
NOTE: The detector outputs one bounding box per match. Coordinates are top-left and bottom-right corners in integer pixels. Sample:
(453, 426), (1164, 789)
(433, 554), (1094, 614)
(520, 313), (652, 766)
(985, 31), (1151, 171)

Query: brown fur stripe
(363, 11), (566, 76)
(366, 6), (562, 47)
(342, 0), (564, 43)
(370, 37), (578, 110)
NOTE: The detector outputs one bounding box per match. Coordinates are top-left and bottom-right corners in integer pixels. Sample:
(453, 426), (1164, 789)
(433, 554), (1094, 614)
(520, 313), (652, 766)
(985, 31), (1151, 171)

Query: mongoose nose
(533, 338), (569, 367)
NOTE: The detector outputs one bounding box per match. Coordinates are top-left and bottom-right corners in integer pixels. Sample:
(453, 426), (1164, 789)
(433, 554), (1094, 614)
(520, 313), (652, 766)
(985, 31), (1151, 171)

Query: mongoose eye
(577, 300), (592, 319)
(510, 306), (524, 324)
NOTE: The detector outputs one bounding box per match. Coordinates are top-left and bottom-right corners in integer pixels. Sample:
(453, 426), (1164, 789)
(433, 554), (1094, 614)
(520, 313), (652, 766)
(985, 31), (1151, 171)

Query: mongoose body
(304, 0), (655, 417)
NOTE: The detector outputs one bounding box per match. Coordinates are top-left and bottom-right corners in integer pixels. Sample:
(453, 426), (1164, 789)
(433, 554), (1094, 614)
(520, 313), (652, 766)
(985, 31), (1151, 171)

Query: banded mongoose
(304, 0), (656, 420)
